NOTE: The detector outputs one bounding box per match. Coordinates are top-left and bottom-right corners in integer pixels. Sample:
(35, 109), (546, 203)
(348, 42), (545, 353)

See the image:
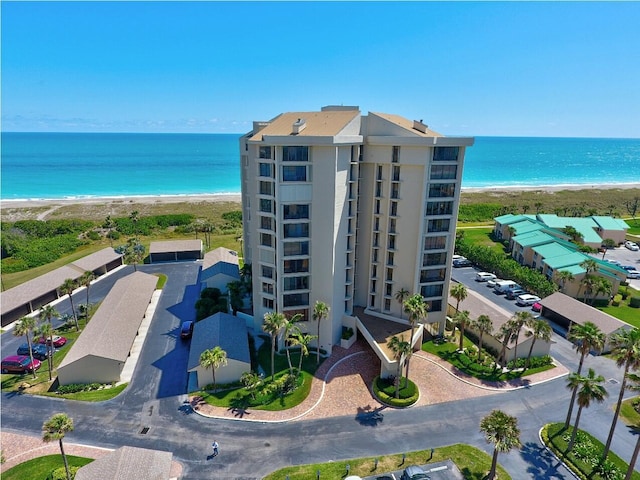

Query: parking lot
(360, 459), (463, 480)
(589, 245), (640, 290)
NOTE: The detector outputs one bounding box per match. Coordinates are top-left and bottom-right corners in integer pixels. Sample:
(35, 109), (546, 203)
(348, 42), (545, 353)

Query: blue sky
(2, 1), (639, 137)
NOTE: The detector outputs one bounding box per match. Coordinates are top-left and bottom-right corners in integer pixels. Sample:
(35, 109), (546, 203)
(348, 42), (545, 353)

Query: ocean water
(1, 133), (639, 201)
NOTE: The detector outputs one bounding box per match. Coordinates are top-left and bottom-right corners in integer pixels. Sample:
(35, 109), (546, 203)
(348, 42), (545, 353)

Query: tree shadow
(228, 395), (252, 418)
(521, 441), (570, 479)
(178, 399), (194, 415)
(355, 404), (386, 427)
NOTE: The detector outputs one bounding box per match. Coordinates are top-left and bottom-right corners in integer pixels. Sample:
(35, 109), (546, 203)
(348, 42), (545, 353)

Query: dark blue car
(17, 343), (49, 360)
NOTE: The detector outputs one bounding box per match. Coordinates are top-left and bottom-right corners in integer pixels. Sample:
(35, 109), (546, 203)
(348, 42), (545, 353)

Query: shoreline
(1, 183), (639, 209)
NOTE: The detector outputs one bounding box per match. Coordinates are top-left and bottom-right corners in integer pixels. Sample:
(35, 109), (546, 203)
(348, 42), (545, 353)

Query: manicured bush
(630, 297), (640, 308)
(372, 375), (419, 407)
(612, 295), (622, 307)
(47, 466), (80, 480)
(341, 326), (354, 340)
(506, 355), (553, 370)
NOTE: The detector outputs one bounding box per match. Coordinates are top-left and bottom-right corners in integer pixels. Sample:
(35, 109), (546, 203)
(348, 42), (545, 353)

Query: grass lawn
(263, 444), (510, 480)
(620, 396), (640, 428)
(542, 423), (640, 480)
(423, 337), (554, 382)
(2, 454), (93, 480)
(599, 294), (640, 328)
(457, 227), (505, 253)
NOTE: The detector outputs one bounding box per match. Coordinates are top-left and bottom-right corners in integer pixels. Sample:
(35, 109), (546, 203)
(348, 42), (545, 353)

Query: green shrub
(47, 465), (80, 480)
(507, 355), (553, 370)
(86, 230), (101, 241)
(630, 297), (640, 308)
(372, 376), (419, 407)
(341, 326), (354, 340)
(612, 295), (622, 307)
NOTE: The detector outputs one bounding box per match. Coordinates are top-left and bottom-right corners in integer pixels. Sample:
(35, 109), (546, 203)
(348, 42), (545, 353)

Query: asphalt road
(2, 262), (639, 479)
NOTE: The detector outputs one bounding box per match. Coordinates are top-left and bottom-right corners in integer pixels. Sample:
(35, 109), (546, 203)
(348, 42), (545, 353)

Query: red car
(38, 335), (67, 348)
(1, 355), (42, 374)
(532, 302), (542, 313)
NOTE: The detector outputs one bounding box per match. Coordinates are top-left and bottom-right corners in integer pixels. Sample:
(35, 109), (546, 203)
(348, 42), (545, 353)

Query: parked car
(625, 241), (639, 251)
(180, 321), (194, 339)
(532, 302), (542, 312)
(486, 278), (503, 288)
(627, 270), (640, 279)
(516, 294), (541, 306)
(453, 257), (472, 268)
(37, 335), (67, 348)
(494, 280), (520, 294)
(16, 343), (49, 360)
(622, 265), (637, 271)
(475, 272), (497, 282)
(1, 355), (42, 374)
(506, 288), (527, 300)
(400, 466), (430, 480)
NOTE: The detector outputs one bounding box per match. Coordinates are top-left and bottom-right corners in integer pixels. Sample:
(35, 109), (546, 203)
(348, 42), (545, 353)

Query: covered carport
(71, 247), (123, 275)
(539, 292), (632, 353)
(148, 240), (203, 263)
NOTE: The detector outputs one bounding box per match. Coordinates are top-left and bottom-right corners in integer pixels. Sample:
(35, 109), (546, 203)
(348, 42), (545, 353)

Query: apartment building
(240, 106), (473, 359)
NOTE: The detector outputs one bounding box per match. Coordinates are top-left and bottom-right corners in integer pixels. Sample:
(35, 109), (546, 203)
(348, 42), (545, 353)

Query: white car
(516, 294), (541, 306)
(475, 272), (497, 282)
(625, 241), (639, 251)
(627, 270), (640, 279)
(486, 278), (503, 288)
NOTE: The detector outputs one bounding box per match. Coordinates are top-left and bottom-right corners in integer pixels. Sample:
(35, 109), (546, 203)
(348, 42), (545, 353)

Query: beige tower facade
(240, 106), (473, 356)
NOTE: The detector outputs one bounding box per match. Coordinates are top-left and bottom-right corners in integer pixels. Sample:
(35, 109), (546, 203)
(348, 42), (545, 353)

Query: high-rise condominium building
(240, 106), (473, 361)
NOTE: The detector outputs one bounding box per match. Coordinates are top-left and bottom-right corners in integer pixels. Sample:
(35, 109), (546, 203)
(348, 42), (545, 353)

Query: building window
(426, 299), (442, 312)
(282, 166), (307, 182)
(259, 146), (273, 159)
(387, 252), (394, 265)
(260, 233), (273, 247)
(420, 284), (444, 297)
(260, 199), (273, 213)
(372, 265), (378, 278)
(262, 282), (274, 294)
(262, 265), (274, 279)
(424, 236), (446, 250)
(283, 293), (309, 307)
(259, 181), (273, 196)
(392, 165), (400, 181)
(428, 183), (455, 198)
(384, 298), (391, 311)
(376, 181), (383, 197)
(285, 308), (309, 322)
(372, 249), (379, 263)
(428, 218), (451, 232)
(433, 146), (459, 162)
(375, 200), (381, 214)
(423, 252), (447, 266)
(420, 268), (446, 283)
(377, 165), (383, 180)
(385, 283), (393, 296)
(425, 201), (453, 216)
(282, 146), (309, 162)
(390, 201), (398, 216)
(283, 241), (309, 256)
(284, 259), (309, 273)
(388, 235), (396, 250)
(260, 216), (274, 231)
(283, 276), (309, 291)
(430, 165), (458, 180)
(259, 163), (273, 177)
(283, 223), (309, 238)
(391, 183), (399, 199)
(263, 298), (274, 309)
(392, 146), (400, 163)
(283, 204), (309, 220)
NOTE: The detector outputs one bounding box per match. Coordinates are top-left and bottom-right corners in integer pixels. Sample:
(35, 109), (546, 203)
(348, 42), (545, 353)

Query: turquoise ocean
(1, 132), (639, 201)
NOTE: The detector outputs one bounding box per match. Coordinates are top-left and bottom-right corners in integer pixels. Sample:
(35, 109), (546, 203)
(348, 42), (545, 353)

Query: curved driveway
(2, 263), (638, 479)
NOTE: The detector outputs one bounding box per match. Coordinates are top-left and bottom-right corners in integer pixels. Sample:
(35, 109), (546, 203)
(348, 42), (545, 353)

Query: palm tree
(510, 311), (533, 361)
(603, 328), (640, 460)
(313, 301), (329, 365)
(479, 410), (521, 480)
(263, 311), (287, 381)
(103, 215), (115, 247)
(497, 319), (517, 368)
(450, 283), (468, 313)
(564, 322), (606, 429)
(579, 275), (597, 304)
(565, 368), (608, 451)
(394, 288), (410, 320)
(129, 210), (140, 240)
(42, 413), (74, 480)
(199, 346), (227, 391)
(472, 314), (493, 361)
(59, 278), (79, 331)
(290, 331), (316, 373)
(283, 314), (303, 374)
(35, 322), (54, 381)
(80, 271), (96, 323)
(624, 371), (640, 480)
(593, 277), (612, 305)
(403, 293), (428, 382)
(601, 238), (617, 259)
(13, 316), (37, 379)
(387, 335), (411, 398)
(240, 371), (262, 400)
(524, 318), (552, 369)
(555, 270), (575, 293)
(452, 310), (471, 351)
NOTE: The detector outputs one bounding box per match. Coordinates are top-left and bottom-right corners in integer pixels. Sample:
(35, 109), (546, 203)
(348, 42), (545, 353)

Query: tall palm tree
(283, 314), (303, 374)
(524, 318), (552, 369)
(403, 293), (428, 382)
(510, 311), (533, 361)
(35, 322), (54, 381)
(593, 277), (612, 305)
(290, 331), (316, 373)
(13, 316), (37, 379)
(42, 413), (74, 480)
(603, 328), (640, 460)
(565, 368), (608, 451)
(199, 346), (227, 391)
(479, 410), (521, 480)
(263, 311), (287, 381)
(450, 283), (468, 314)
(103, 215), (115, 247)
(473, 314), (493, 361)
(129, 210), (140, 241)
(579, 275), (597, 304)
(496, 319), (515, 368)
(564, 322), (606, 429)
(452, 310), (471, 351)
(555, 270), (575, 293)
(80, 271), (96, 323)
(394, 288), (410, 320)
(601, 239), (617, 259)
(59, 278), (79, 331)
(313, 301), (329, 365)
(387, 335), (411, 398)
(623, 372), (640, 480)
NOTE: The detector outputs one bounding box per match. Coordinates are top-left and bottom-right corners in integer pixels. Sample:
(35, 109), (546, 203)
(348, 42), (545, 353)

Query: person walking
(212, 440), (219, 457)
